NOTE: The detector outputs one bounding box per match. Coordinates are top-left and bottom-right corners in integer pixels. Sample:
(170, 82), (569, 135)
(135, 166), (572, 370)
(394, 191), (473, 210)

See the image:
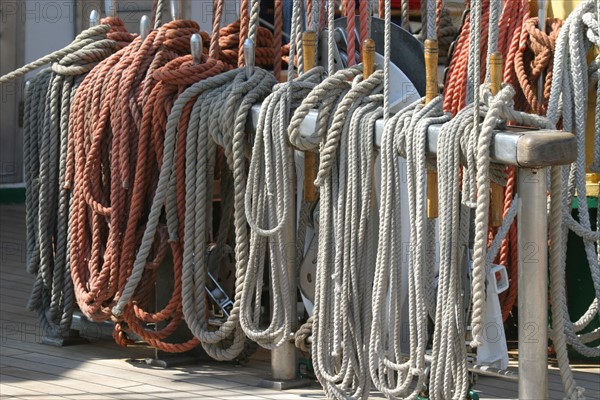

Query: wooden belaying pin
(170, 0), (182, 20)
(424, 39), (439, 104)
(424, 38), (439, 219)
(140, 15), (150, 41)
(362, 38), (376, 79)
(104, 0), (117, 18)
(489, 52), (504, 228)
(89, 10), (100, 27)
(244, 38), (255, 79)
(302, 30), (318, 202)
(191, 33), (202, 65)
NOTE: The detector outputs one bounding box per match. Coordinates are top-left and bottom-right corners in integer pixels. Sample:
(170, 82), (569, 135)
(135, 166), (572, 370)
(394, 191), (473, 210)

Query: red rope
(346, 0), (357, 66)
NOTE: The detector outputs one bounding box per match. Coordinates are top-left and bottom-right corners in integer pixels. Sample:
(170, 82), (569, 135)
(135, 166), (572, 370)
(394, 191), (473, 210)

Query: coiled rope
(547, 1), (600, 397)
(241, 0), (323, 351)
(370, 2), (451, 398)
(69, 15), (220, 352)
(301, 2), (384, 396)
(3, 19), (133, 340)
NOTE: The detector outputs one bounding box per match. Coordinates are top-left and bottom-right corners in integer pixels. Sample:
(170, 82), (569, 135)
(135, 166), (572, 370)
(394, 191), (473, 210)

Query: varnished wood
(302, 31), (318, 202)
(424, 39), (439, 104)
(362, 38), (376, 79)
(490, 52), (504, 227)
(424, 39), (439, 218)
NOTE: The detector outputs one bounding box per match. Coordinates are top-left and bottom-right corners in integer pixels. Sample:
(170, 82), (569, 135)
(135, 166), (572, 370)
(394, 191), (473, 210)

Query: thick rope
(309, 68), (383, 399)
(17, 21), (131, 340)
(547, 1), (600, 397)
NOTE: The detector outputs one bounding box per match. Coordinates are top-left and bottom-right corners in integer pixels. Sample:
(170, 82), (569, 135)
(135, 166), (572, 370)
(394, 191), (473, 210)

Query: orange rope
(514, 17), (563, 115)
(274, 0), (283, 80)
(359, 0), (369, 58)
(69, 18), (233, 352)
(346, 0), (357, 66)
(238, 0), (250, 66)
(217, 21), (275, 69)
(443, 0), (491, 115)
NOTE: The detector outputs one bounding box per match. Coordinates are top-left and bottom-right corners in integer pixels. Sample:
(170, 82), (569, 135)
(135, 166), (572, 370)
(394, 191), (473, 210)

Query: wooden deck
(1, 204), (598, 399)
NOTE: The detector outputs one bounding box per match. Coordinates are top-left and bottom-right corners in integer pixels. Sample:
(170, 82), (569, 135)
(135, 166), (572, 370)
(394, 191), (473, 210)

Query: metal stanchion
(272, 154), (299, 382)
(517, 167), (549, 399)
(258, 136), (311, 390)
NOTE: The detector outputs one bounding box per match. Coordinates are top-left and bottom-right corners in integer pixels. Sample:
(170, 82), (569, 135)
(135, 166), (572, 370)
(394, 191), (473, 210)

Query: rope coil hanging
(546, 1), (600, 397)
(5, 18), (134, 340)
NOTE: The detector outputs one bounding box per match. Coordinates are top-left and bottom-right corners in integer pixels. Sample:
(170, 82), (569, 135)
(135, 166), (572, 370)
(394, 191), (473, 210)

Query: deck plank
(1, 203), (599, 400)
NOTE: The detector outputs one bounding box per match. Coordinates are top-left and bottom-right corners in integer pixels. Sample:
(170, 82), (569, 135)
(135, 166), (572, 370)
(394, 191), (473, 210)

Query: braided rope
(19, 22), (129, 340)
(312, 70), (384, 399)
(0, 25), (115, 84)
(546, 1), (600, 396)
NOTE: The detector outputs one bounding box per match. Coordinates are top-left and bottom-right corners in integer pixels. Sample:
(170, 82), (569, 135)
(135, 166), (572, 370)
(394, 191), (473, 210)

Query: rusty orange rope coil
(101, 16), (135, 48)
(116, 52), (228, 352)
(217, 21), (276, 69)
(514, 17), (563, 116)
(443, 0), (492, 115)
(69, 18), (232, 352)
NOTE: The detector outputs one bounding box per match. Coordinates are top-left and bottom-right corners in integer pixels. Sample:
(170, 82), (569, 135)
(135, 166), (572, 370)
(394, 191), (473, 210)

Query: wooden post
(424, 39), (439, 218)
(302, 31), (318, 202)
(489, 52), (503, 227)
(362, 38), (376, 78)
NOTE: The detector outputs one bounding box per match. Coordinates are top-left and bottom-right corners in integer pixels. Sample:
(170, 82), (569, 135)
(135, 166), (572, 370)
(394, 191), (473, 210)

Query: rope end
(469, 336), (483, 348)
(112, 304), (124, 318)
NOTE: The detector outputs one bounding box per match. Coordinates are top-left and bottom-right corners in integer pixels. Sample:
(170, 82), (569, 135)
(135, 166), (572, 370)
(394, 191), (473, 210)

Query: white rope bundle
(546, 1), (600, 397)
(18, 25), (119, 339)
(308, 68), (384, 399)
(431, 82), (549, 399)
(370, 96), (449, 400)
(243, 68), (322, 348)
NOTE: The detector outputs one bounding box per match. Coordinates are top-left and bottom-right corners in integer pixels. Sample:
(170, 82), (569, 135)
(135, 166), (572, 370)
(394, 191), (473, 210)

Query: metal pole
(271, 148), (298, 383)
(517, 167), (548, 400)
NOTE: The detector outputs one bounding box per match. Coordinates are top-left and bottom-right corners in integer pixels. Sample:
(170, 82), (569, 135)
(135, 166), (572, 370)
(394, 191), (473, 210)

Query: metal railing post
(272, 148), (298, 381)
(517, 167), (549, 400)
(259, 149), (310, 390)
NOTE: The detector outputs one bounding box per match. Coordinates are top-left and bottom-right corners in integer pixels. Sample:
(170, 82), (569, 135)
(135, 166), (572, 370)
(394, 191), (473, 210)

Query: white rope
(17, 26), (118, 340)
(383, 0), (391, 122)
(312, 70), (384, 399)
(243, 71), (320, 348)
(426, 0), (436, 40)
(370, 95), (450, 399)
(546, 1), (600, 397)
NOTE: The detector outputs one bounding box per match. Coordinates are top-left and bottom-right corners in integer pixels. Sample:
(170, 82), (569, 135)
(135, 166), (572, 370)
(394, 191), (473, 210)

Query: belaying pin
(190, 34), (202, 65)
(140, 15), (150, 41)
(244, 38), (255, 79)
(89, 10), (100, 27)
(170, 0), (182, 20)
